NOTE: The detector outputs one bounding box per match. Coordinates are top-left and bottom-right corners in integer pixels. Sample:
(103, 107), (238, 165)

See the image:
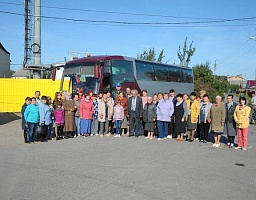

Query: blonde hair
(200, 90), (206, 95)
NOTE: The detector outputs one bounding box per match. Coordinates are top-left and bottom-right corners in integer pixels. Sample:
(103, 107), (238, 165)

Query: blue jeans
(81, 119), (91, 134)
(75, 116), (81, 135)
(157, 121), (169, 139)
(115, 120), (122, 134)
(27, 122), (38, 143)
(48, 123), (53, 138)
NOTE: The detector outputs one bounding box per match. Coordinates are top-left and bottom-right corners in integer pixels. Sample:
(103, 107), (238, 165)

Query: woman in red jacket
(80, 94), (94, 137)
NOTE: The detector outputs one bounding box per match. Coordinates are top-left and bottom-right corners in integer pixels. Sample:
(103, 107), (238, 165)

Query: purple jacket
(54, 108), (65, 125)
(157, 99), (174, 122)
(113, 105), (124, 120)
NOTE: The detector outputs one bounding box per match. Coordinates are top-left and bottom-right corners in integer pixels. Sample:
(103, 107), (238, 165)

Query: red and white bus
(57, 55), (194, 96)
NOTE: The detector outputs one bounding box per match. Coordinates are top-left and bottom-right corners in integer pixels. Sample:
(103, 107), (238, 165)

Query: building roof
(0, 42), (10, 55)
(12, 67), (30, 78)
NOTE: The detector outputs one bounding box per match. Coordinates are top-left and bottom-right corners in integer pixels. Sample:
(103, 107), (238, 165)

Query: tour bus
(55, 55), (194, 96)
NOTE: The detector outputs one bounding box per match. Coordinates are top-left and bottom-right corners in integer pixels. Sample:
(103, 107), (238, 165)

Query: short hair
(200, 90), (206, 95)
(57, 102), (62, 106)
(31, 97), (36, 101)
(176, 93), (183, 98)
(190, 92), (197, 96)
(157, 92), (163, 96)
(227, 94), (233, 99)
(169, 89), (175, 93)
(164, 92), (169, 96)
(216, 95), (222, 99)
(141, 89), (148, 94)
(147, 96), (152, 100)
(239, 97), (247, 104)
(41, 96), (47, 100)
(92, 93), (97, 97)
(35, 90), (40, 94)
(252, 91), (255, 95)
(25, 97), (31, 101)
(74, 93), (79, 97)
(131, 89), (138, 94)
(183, 93), (188, 96)
(203, 94), (209, 98)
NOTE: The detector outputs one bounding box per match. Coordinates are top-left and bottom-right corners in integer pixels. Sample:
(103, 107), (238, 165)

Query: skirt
(187, 115), (197, 130)
(145, 122), (155, 132)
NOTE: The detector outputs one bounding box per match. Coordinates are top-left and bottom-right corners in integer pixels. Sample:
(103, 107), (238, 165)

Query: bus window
(154, 64), (168, 81)
(111, 60), (134, 86)
(135, 61), (154, 81)
(169, 67), (182, 82)
(182, 69), (193, 83)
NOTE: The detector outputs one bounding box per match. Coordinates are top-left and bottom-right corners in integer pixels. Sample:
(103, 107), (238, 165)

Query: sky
(1, 0), (256, 80)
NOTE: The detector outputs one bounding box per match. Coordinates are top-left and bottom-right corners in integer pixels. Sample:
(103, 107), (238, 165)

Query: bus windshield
(64, 62), (97, 94)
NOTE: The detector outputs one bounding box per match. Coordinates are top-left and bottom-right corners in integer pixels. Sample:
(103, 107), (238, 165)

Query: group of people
(21, 85), (253, 151)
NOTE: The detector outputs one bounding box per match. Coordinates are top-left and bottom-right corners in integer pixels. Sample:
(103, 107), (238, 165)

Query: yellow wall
(0, 79), (69, 112)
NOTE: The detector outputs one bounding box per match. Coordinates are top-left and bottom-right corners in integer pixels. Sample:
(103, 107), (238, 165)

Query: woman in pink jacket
(80, 94), (94, 137)
(53, 102), (65, 140)
(113, 98), (124, 138)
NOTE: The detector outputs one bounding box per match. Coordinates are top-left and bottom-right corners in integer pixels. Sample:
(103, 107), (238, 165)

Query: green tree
(178, 37), (196, 67)
(193, 63), (228, 102)
(229, 84), (240, 93)
(137, 48), (165, 63)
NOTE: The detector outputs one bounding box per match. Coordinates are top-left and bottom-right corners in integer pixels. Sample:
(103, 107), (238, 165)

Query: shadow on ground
(0, 113), (21, 125)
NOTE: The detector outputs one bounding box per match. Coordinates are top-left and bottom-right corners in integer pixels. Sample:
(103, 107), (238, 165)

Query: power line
(1, 10), (256, 25)
(0, 1), (232, 20)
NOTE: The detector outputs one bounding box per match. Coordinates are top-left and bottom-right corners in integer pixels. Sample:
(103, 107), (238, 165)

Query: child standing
(113, 99), (124, 138)
(80, 94), (94, 137)
(53, 102), (65, 140)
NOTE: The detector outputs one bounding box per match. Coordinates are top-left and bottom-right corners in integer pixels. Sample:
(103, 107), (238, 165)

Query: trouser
(27, 122), (38, 143)
(196, 122), (201, 140)
(168, 115), (174, 135)
(115, 120), (122, 134)
(75, 116), (81, 135)
(237, 128), (248, 148)
(40, 125), (49, 141)
(48, 123), (53, 139)
(250, 105), (256, 122)
(23, 130), (28, 143)
(129, 112), (140, 136)
(56, 126), (64, 137)
(157, 121), (169, 139)
(200, 122), (210, 141)
(91, 118), (99, 135)
(81, 119), (92, 134)
(100, 117), (109, 135)
(227, 136), (235, 144)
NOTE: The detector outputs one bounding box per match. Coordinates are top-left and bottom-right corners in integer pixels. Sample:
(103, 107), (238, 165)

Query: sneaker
(150, 137), (153, 140)
(225, 142), (230, 146)
(242, 148), (247, 151)
(114, 134), (120, 138)
(74, 135), (77, 138)
(167, 135), (172, 139)
(203, 140), (207, 143)
(95, 133), (99, 136)
(235, 146), (242, 150)
(163, 137), (167, 140)
(213, 143), (217, 147)
(100, 134), (104, 137)
(145, 137), (149, 139)
(200, 140), (204, 142)
(90, 134), (94, 136)
(215, 143), (220, 147)
(158, 138), (164, 141)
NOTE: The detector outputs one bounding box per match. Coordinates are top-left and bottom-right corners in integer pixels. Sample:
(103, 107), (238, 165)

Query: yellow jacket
(234, 105), (251, 128)
(186, 99), (200, 123)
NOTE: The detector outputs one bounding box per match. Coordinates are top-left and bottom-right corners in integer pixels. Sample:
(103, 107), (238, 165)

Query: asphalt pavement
(0, 113), (256, 200)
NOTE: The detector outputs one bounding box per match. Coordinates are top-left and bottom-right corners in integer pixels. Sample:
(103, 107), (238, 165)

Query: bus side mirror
(94, 65), (99, 79)
(52, 68), (56, 81)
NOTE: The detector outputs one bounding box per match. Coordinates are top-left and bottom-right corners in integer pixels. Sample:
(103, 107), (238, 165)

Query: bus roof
(67, 55), (125, 65)
(66, 55), (192, 70)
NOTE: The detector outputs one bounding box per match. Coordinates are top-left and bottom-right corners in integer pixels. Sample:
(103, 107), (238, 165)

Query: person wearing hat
(112, 83), (123, 100)
(185, 92), (200, 142)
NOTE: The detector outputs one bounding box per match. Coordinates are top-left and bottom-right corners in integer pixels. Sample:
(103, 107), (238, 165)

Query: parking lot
(0, 113), (256, 200)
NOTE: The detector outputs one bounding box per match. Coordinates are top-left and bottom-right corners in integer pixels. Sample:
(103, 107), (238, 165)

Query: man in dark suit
(127, 89), (143, 137)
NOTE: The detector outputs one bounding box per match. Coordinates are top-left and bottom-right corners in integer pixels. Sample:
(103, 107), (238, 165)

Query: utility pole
(249, 36), (256, 90)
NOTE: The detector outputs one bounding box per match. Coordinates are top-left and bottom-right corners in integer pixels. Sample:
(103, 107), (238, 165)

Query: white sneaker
(215, 143), (220, 147)
(95, 133), (99, 136)
(74, 135), (77, 138)
(213, 143), (217, 147)
(167, 135), (172, 139)
(163, 137), (167, 140)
